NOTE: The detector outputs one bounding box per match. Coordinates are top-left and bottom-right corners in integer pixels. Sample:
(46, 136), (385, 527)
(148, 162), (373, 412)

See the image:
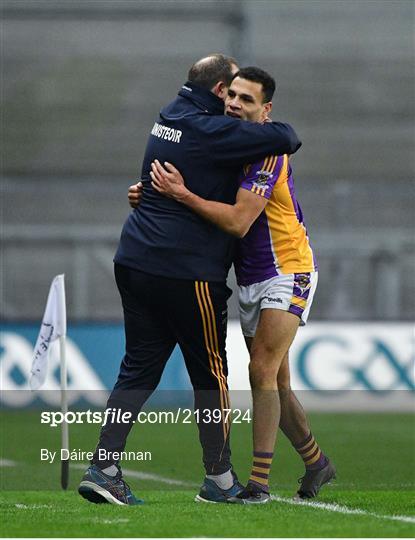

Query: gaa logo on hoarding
(0, 332), (106, 406)
(291, 325), (415, 392)
(1, 323), (414, 406)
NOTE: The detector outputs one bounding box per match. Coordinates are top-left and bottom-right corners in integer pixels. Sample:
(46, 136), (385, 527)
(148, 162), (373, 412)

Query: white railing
(2, 225), (414, 321)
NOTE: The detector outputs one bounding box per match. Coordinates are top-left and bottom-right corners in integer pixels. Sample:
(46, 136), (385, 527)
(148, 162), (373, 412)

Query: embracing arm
(128, 181), (143, 208)
(150, 160), (267, 238)
(196, 115), (301, 165)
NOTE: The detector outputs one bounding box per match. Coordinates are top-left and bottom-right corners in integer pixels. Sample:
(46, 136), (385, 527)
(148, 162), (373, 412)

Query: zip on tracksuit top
(114, 81), (301, 282)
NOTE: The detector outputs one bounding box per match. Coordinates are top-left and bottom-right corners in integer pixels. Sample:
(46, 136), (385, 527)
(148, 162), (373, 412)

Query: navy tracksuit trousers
(93, 263), (232, 475)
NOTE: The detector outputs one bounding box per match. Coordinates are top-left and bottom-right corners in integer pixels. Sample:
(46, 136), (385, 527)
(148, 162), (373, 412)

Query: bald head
(188, 53), (238, 92)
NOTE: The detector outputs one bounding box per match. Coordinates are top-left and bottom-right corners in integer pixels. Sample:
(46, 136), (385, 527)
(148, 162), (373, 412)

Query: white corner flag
(30, 274), (66, 390)
(30, 274), (69, 489)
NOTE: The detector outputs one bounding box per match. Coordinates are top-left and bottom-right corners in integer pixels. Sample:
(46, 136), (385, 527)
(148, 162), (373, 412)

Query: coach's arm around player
(128, 181), (143, 208)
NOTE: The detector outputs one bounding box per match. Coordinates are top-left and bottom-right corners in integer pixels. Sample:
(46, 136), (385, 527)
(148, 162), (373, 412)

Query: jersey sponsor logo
(151, 122), (182, 144)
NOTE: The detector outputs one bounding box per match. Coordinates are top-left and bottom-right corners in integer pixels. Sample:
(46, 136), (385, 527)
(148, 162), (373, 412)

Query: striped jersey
(234, 154), (317, 286)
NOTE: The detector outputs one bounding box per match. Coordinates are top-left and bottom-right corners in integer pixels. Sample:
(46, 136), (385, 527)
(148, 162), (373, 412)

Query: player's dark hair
(188, 54), (238, 91)
(233, 66), (276, 102)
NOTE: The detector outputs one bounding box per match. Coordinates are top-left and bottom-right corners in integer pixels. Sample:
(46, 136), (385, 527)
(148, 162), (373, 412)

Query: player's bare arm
(151, 159), (267, 238)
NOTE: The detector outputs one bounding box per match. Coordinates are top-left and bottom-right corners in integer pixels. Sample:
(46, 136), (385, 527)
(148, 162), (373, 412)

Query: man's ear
(261, 102), (273, 122)
(212, 81), (228, 100)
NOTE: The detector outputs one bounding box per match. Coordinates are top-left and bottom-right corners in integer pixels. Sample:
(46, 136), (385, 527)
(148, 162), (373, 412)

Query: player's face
(225, 77), (271, 123)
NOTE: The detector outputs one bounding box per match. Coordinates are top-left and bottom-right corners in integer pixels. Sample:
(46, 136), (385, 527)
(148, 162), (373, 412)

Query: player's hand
(150, 160), (189, 202)
(128, 181), (143, 209)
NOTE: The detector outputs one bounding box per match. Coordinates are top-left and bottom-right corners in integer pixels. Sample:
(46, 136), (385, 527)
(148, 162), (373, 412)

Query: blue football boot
(78, 464), (143, 505)
(195, 470), (244, 503)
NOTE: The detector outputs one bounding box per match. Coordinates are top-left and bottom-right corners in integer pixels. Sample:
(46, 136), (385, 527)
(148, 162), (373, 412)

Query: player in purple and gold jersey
(148, 67), (336, 504)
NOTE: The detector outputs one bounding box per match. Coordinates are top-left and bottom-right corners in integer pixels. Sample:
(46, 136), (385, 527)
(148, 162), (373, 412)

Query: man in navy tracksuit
(79, 54), (301, 505)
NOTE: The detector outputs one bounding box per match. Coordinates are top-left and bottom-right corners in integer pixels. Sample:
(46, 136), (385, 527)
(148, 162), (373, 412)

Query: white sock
(206, 469), (233, 490)
(101, 464), (118, 477)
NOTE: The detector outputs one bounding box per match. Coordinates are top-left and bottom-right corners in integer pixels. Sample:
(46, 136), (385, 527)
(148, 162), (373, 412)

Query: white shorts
(238, 272), (318, 337)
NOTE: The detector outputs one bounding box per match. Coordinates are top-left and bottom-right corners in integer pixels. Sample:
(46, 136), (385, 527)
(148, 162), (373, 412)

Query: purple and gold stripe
(249, 451), (273, 489)
(294, 433), (327, 470)
(249, 155), (280, 198)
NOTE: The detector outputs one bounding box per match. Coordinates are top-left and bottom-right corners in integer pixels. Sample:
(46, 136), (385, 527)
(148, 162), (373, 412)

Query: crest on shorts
(295, 273), (311, 295)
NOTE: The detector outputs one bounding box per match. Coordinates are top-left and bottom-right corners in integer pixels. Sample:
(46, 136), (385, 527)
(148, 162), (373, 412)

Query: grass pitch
(1, 412), (414, 537)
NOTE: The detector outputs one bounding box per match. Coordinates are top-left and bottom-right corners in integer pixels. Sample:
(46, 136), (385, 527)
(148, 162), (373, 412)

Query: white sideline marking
(71, 463), (199, 487)
(15, 504), (52, 509)
(2, 458), (413, 525)
(0, 458), (197, 487)
(271, 495), (415, 525)
(91, 518), (130, 524)
(0, 459), (17, 467)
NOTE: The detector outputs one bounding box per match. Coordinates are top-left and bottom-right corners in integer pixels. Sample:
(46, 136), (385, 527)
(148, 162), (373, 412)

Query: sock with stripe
(294, 432), (328, 471)
(248, 451), (273, 493)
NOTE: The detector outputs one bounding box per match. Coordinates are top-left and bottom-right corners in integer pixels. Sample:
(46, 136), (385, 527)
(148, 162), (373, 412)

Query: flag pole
(59, 276), (69, 490)
(60, 335), (69, 489)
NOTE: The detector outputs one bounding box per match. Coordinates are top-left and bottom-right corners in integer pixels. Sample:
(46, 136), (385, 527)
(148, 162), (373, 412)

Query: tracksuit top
(114, 81), (301, 282)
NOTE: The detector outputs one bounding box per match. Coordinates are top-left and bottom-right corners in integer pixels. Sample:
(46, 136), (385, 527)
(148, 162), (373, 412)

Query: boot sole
(78, 481), (126, 505)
